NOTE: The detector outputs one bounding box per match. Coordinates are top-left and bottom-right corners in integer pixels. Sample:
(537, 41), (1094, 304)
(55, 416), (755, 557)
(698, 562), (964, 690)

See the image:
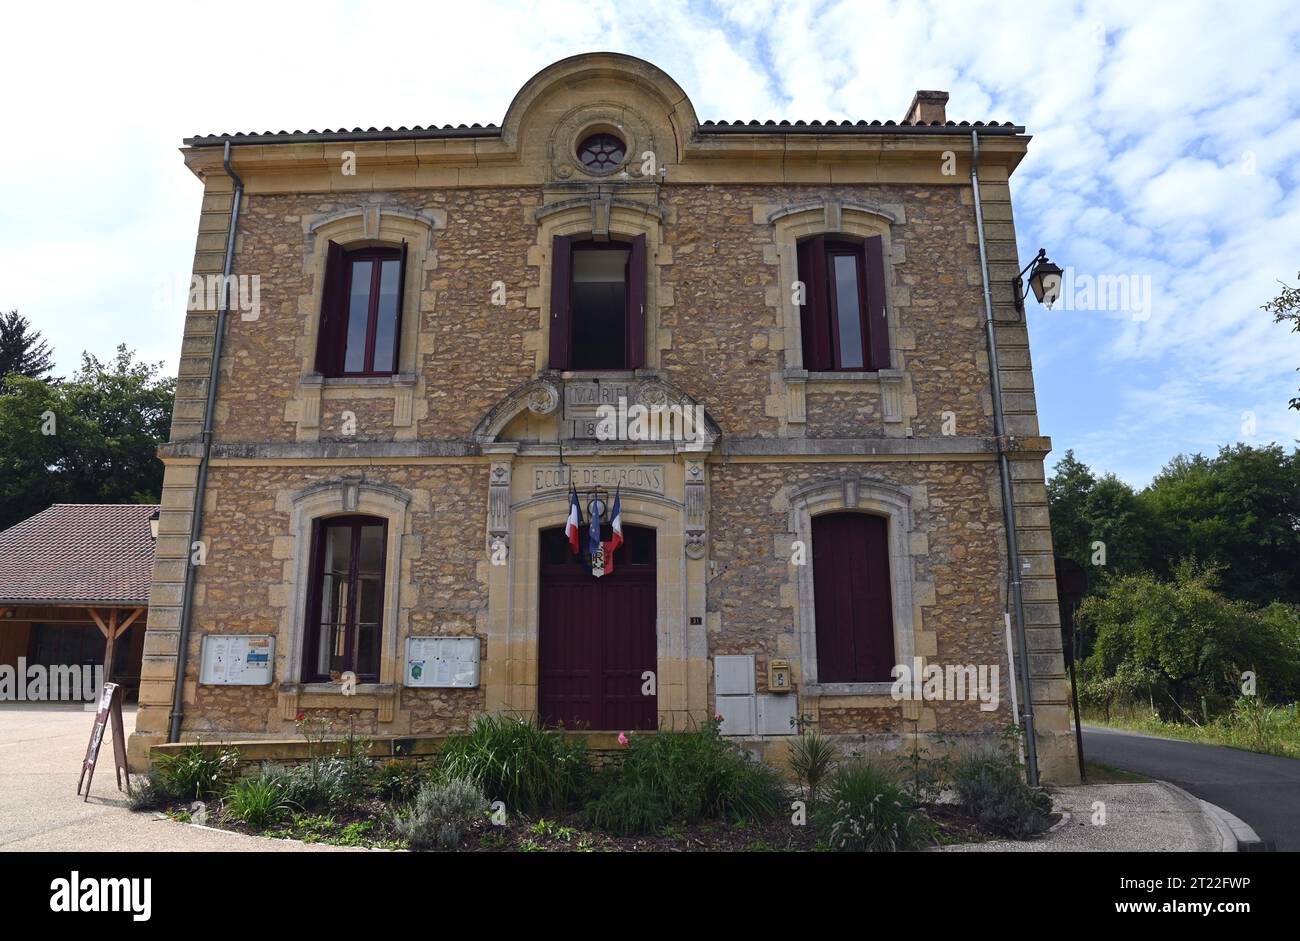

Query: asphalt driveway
(1082, 725), (1299, 851)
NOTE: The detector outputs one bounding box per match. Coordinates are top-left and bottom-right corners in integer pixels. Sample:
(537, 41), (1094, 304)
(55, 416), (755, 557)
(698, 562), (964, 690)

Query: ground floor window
(303, 515), (387, 682)
(811, 512), (896, 682)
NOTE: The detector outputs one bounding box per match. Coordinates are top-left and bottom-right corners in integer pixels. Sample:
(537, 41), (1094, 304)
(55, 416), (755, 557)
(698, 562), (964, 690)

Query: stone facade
(130, 53), (1078, 782)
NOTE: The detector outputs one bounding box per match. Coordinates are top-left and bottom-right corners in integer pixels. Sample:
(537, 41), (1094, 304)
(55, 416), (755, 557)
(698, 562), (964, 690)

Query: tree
(0, 345), (174, 529)
(1047, 450), (1151, 575)
(1140, 444), (1300, 607)
(1078, 564), (1300, 720)
(1263, 270), (1300, 410)
(0, 310), (55, 394)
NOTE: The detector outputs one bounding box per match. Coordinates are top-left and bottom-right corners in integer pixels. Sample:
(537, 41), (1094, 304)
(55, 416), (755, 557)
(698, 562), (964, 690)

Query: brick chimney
(904, 90), (949, 125)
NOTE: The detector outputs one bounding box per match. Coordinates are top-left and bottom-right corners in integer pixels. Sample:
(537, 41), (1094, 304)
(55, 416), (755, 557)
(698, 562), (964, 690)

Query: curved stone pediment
(473, 374), (722, 453)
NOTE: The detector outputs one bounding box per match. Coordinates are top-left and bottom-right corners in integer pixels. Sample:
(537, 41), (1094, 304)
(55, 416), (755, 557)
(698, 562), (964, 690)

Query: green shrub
(225, 771), (295, 829)
(127, 769), (175, 812)
(788, 728), (840, 804)
(438, 714), (589, 817)
(274, 757), (369, 812)
(952, 751), (1052, 839)
(821, 761), (932, 852)
(585, 723), (785, 836)
(371, 759), (425, 803)
(394, 776), (488, 850)
(152, 743), (240, 802)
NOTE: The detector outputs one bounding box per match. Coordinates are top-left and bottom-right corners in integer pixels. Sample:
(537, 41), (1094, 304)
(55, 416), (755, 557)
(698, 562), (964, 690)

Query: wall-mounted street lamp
(149, 509), (160, 540)
(1014, 248), (1064, 313)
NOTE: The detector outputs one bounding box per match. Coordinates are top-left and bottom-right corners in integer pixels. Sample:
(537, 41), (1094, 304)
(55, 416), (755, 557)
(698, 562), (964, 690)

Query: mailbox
(768, 659), (793, 693)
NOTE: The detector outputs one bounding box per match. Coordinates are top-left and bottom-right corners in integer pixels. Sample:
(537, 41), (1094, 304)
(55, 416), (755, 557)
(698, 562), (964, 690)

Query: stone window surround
(290, 206), (445, 439)
(786, 476), (932, 698)
(764, 198), (912, 427)
(527, 197), (672, 373)
(276, 477), (415, 723)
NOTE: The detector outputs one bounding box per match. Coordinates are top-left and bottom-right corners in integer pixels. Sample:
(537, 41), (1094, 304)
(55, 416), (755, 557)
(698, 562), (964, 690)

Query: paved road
(1082, 725), (1300, 851)
(0, 704), (351, 852)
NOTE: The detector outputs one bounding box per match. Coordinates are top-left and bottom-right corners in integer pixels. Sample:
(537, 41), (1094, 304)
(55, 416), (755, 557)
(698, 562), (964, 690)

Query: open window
(797, 235), (889, 371)
(316, 241), (408, 377)
(811, 512), (895, 682)
(549, 234), (646, 370)
(302, 515), (387, 683)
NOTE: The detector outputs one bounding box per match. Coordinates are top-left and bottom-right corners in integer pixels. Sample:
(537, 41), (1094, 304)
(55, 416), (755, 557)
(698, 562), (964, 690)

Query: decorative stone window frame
(786, 476), (933, 698)
(526, 196), (673, 373)
(762, 198), (914, 430)
(289, 206), (445, 441)
(549, 102), (659, 183)
(275, 477), (415, 723)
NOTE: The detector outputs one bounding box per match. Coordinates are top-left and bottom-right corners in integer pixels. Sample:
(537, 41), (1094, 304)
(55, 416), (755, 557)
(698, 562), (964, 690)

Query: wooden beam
(88, 608), (111, 639)
(116, 607), (144, 635)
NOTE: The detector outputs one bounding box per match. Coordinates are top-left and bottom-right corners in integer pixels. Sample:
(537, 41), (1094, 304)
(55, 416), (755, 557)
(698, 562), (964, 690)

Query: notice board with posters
(405, 636), (479, 688)
(199, 634), (276, 685)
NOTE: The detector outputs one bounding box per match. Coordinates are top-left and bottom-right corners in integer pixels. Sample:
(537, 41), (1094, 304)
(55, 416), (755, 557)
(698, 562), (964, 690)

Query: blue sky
(2, 0), (1297, 485)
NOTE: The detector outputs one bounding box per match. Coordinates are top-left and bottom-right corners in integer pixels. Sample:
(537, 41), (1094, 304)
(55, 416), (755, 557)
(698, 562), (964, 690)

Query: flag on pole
(588, 492), (605, 577)
(565, 484), (582, 555)
(600, 487), (623, 576)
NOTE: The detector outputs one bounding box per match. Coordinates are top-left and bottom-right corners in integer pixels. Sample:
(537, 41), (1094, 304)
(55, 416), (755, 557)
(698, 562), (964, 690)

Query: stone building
(129, 53), (1078, 781)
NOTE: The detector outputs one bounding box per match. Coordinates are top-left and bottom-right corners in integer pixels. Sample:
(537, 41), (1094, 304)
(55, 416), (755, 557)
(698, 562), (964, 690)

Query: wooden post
(88, 607), (142, 686)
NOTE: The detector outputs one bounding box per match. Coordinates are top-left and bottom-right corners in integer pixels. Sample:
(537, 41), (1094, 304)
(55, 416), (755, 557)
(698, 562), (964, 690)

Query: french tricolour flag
(565, 484), (582, 555)
(603, 487), (624, 575)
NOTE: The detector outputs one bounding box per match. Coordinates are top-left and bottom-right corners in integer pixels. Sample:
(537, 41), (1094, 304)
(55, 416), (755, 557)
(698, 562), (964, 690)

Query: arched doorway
(537, 523), (657, 730)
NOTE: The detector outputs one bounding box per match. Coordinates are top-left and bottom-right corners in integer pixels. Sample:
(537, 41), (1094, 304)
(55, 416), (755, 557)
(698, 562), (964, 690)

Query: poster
(405, 637), (479, 688)
(199, 634), (276, 685)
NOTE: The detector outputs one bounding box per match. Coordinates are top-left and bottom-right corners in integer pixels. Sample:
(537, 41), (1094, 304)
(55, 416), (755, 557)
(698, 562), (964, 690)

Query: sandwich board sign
(78, 681), (129, 801)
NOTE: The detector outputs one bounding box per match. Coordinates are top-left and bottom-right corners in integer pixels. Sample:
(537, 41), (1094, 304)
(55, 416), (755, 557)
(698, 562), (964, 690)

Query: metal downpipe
(970, 130), (1040, 785)
(168, 140), (243, 743)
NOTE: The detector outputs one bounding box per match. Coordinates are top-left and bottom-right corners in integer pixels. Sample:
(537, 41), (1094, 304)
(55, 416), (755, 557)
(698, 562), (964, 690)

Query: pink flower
(714, 713), (723, 723)
(617, 732), (629, 746)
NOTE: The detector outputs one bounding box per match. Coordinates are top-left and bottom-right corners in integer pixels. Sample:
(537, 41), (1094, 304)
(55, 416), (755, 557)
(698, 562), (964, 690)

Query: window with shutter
(315, 242), (406, 377)
(549, 233), (647, 371)
(796, 236), (890, 371)
(811, 512), (895, 682)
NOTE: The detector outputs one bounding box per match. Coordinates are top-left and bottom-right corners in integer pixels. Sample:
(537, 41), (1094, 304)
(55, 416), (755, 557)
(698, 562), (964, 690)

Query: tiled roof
(183, 118), (1022, 147)
(0, 504), (157, 606)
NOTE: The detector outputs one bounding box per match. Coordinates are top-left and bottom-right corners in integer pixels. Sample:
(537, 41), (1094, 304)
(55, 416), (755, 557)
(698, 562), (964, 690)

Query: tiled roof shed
(0, 504), (157, 606)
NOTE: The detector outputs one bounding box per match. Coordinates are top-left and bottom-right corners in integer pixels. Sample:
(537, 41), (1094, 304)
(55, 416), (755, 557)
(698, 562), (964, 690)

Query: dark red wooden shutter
(864, 235), (890, 370)
(548, 235), (573, 370)
(316, 240), (346, 375)
(797, 236), (831, 370)
(626, 233), (647, 369)
(392, 239), (409, 372)
(812, 513), (895, 683)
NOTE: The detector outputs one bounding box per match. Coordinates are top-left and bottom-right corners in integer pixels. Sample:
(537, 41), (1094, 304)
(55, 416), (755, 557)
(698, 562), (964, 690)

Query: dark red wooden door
(811, 513), (895, 682)
(538, 525), (657, 730)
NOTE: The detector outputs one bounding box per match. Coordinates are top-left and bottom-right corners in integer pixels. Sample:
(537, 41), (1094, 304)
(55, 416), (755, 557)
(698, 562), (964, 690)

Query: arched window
(302, 514), (388, 682)
(811, 512), (895, 682)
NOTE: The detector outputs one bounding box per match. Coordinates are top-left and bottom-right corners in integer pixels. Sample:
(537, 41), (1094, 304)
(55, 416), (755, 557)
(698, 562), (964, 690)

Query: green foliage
(1263, 270), (1300, 410)
(1048, 450), (1152, 579)
(224, 771), (295, 829)
(270, 757), (370, 812)
(126, 770), (175, 812)
(437, 714), (589, 817)
(371, 759), (425, 803)
(584, 722), (785, 836)
(0, 344), (174, 528)
(1078, 564), (1300, 719)
(952, 748), (1052, 839)
(787, 727), (840, 804)
(152, 744), (240, 802)
(394, 777), (488, 850)
(0, 310), (54, 394)
(819, 760), (933, 852)
(1086, 698), (1300, 759)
